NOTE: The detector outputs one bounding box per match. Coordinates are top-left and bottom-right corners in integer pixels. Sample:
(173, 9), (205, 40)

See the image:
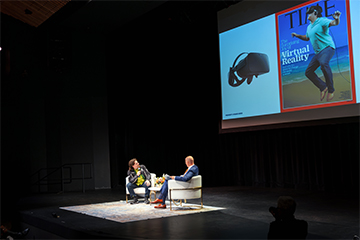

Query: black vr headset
(228, 52), (270, 87)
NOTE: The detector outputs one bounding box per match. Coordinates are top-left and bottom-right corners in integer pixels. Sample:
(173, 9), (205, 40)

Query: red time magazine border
(276, 0), (356, 113)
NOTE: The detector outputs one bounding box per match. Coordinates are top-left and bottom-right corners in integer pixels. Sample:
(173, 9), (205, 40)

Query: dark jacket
(268, 216), (308, 239)
(127, 164), (151, 184)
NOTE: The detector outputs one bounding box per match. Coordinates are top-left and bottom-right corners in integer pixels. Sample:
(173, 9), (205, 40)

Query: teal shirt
(306, 17), (335, 54)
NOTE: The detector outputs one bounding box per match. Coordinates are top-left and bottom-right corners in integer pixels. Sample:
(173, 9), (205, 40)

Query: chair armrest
(125, 176), (130, 194)
(169, 186), (202, 191)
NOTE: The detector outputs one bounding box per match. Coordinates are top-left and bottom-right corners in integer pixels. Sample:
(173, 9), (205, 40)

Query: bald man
(151, 156), (199, 209)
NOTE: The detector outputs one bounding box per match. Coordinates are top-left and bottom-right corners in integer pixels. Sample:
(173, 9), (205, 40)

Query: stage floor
(16, 186), (359, 239)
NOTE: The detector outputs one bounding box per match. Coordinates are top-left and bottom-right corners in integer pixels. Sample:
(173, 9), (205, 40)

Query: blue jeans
(127, 182), (150, 198)
(305, 46), (335, 93)
(158, 179), (169, 202)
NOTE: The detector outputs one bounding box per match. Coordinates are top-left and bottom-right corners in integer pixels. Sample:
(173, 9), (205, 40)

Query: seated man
(126, 158), (151, 204)
(151, 156), (199, 209)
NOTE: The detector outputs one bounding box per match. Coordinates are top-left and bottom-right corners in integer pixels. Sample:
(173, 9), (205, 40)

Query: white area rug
(60, 200), (224, 223)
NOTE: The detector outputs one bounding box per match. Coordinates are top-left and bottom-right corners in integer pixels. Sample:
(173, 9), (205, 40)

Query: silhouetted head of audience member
(268, 196), (308, 239)
(269, 196), (297, 220)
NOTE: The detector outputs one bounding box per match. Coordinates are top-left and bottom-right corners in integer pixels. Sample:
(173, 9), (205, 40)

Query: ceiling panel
(1, 0), (71, 27)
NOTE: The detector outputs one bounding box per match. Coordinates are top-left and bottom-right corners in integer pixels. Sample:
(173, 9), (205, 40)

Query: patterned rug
(60, 200), (224, 223)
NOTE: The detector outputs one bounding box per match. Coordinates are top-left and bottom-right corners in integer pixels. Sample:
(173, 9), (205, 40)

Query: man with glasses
(127, 158), (151, 204)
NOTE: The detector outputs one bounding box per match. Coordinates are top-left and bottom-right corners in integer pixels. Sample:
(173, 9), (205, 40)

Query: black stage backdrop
(106, 2), (359, 194)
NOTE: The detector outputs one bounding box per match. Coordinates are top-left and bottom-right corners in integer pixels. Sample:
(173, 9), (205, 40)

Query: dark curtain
(216, 122), (359, 192)
(110, 119), (359, 194)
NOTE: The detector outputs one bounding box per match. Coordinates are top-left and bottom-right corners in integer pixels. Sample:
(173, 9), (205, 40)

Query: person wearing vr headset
(291, 5), (341, 102)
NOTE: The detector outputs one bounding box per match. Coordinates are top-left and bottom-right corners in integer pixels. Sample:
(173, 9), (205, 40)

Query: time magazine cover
(276, 0), (355, 112)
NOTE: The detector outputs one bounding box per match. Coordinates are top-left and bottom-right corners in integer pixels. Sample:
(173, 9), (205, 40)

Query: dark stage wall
(1, 13), (111, 198)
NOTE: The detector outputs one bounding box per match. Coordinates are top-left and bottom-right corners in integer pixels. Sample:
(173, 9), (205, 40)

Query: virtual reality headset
(228, 52), (269, 87)
(306, 5), (322, 15)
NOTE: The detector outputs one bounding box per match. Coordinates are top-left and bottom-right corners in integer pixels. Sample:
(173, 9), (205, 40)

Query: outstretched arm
(329, 10), (341, 27)
(291, 33), (309, 41)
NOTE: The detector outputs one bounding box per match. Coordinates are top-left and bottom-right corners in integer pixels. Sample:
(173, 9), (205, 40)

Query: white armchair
(125, 173), (156, 203)
(168, 175), (202, 210)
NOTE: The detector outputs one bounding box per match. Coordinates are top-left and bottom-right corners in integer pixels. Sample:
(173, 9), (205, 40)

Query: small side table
(148, 186), (161, 201)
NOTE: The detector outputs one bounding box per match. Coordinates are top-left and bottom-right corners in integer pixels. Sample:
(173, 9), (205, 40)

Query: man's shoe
(144, 198), (150, 204)
(21, 228), (30, 237)
(154, 204), (166, 209)
(130, 196), (138, 204)
(150, 198), (163, 204)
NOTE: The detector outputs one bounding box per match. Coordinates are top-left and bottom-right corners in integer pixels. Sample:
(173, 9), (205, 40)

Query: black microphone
(138, 167), (144, 178)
